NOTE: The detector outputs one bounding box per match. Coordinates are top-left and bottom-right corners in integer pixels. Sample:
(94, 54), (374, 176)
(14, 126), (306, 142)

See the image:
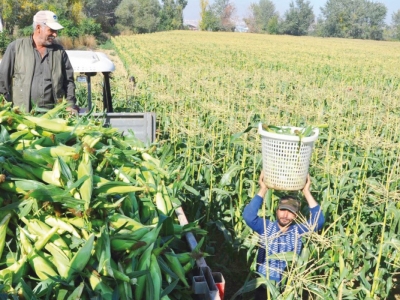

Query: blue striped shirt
(243, 195), (325, 282)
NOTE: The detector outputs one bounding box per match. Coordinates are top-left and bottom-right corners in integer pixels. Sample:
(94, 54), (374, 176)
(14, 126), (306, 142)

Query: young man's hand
(302, 174), (318, 208)
(302, 174), (311, 194)
(257, 171), (268, 198)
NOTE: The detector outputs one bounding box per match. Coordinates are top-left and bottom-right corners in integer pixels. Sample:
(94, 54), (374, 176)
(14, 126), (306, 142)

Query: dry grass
(57, 35), (97, 50)
(57, 36), (74, 50)
(74, 35), (97, 50)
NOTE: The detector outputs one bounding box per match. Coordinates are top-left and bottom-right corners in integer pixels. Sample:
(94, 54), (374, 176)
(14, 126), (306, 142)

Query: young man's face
(276, 208), (297, 228)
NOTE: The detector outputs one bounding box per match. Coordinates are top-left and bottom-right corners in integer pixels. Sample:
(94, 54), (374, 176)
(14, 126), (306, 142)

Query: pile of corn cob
(261, 123), (328, 138)
(261, 123), (316, 137)
(0, 101), (205, 299)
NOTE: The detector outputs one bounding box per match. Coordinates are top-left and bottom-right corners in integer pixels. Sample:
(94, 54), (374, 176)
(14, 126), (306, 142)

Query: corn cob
(140, 201), (160, 225)
(142, 160), (170, 179)
(110, 227), (152, 251)
(109, 213), (153, 231)
(0, 160), (37, 180)
(0, 181), (27, 195)
(19, 229), (59, 280)
(117, 261), (134, 300)
(175, 251), (195, 265)
(21, 149), (53, 165)
(114, 168), (134, 183)
(82, 134), (103, 148)
(137, 166), (157, 193)
(61, 216), (86, 229)
(0, 213), (11, 259)
(161, 181), (174, 214)
(0, 101), (204, 298)
(95, 225), (114, 278)
(33, 225), (60, 251)
(88, 269), (114, 300)
(28, 250), (59, 280)
(107, 259), (136, 285)
(9, 129), (34, 141)
(20, 217), (71, 258)
(14, 136), (54, 150)
(32, 144), (78, 157)
(44, 240), (71, 277)
(95, 181), (145, 195)
(44, 215), (81, 238)
(78, 151), (93, 210)
(183, 260), (195, 274)
(41, 101), (68, 119)
(0, 255), (28, 283)
(142, 152), (161, 167)
(134, 246), (153, 300)
(29, 128), (56, 138)
(65, 233), (95, 281)
(149, 253), (162, 300)
(93, 174), (112, 185)
(154, 185), (168, 215)
(20, 163), (63, 187)
(164, 250), (190, 288)
(66, 282), (84, 300)
(23, 115), (74, 133)
(128, 224), (162, 257)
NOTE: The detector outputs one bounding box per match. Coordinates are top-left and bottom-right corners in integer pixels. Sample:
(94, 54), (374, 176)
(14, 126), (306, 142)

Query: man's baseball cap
(33, 11), (64, 30)
(278, 197), (300, 214)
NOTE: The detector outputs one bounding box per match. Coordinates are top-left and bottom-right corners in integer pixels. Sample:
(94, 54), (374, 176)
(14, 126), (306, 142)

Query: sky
(183, 0), (400, 25)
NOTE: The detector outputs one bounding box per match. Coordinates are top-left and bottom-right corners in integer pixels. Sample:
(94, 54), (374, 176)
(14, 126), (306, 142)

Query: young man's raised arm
(301, 174), (325, 232)
(243, 172), (269, 234)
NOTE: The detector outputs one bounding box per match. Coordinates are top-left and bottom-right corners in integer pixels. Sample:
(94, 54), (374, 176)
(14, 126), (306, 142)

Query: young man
(0, 10), (78, 113)
(243, 172), (325, 299)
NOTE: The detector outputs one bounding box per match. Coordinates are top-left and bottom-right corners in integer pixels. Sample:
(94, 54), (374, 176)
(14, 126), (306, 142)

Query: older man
(243, 172), (325, 299)
(0, 10), (78, 113)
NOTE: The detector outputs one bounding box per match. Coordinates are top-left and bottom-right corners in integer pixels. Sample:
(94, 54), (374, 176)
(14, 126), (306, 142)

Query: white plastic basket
(258, 123), (319, 191)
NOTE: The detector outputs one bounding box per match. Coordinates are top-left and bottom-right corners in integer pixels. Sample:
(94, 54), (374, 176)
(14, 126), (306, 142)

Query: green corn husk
(0, 101), (197, 299)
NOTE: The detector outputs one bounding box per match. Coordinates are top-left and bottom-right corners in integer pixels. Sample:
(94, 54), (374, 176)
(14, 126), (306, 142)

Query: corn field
(108, 31), (400, 299)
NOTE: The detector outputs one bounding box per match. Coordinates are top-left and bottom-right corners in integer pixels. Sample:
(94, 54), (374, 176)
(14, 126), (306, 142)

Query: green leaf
(95, 225), (112, 275)
(156, 256), (179, 280)
(17, 279), (37, 300)
(57, 157), (73, 183)
(18, 200), (34, 217)
(231, 277), (279, 299)
(15, 179), (47, 190)
(183, 184), (200, 196)
(214, 220), (232, 243)
(31, 279), (56, 297)
(160, 278), (179, 298)
(159, 215), (175, 236)
(220, 164), (241, 186)
(0, 125), (11, 143)
(267, 251), (298, 262)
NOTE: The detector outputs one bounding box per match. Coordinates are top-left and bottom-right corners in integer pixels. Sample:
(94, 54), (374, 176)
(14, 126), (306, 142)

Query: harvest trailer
(67, 50), (225, 300)
(67, 50), (156, 144)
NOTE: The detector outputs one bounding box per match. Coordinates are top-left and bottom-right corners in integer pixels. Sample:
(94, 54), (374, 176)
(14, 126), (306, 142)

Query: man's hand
(66, 105), (79, 115)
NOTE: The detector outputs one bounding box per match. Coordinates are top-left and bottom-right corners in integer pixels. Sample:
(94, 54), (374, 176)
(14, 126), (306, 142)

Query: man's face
(276, 208), (297, 228)
(36, 25), (58, 46)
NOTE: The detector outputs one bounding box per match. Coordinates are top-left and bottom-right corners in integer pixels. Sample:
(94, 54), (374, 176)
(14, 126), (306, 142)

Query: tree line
(0, 0), (399, 46)
(0, 0), (188, 40)
(201, 0), (400, 41)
